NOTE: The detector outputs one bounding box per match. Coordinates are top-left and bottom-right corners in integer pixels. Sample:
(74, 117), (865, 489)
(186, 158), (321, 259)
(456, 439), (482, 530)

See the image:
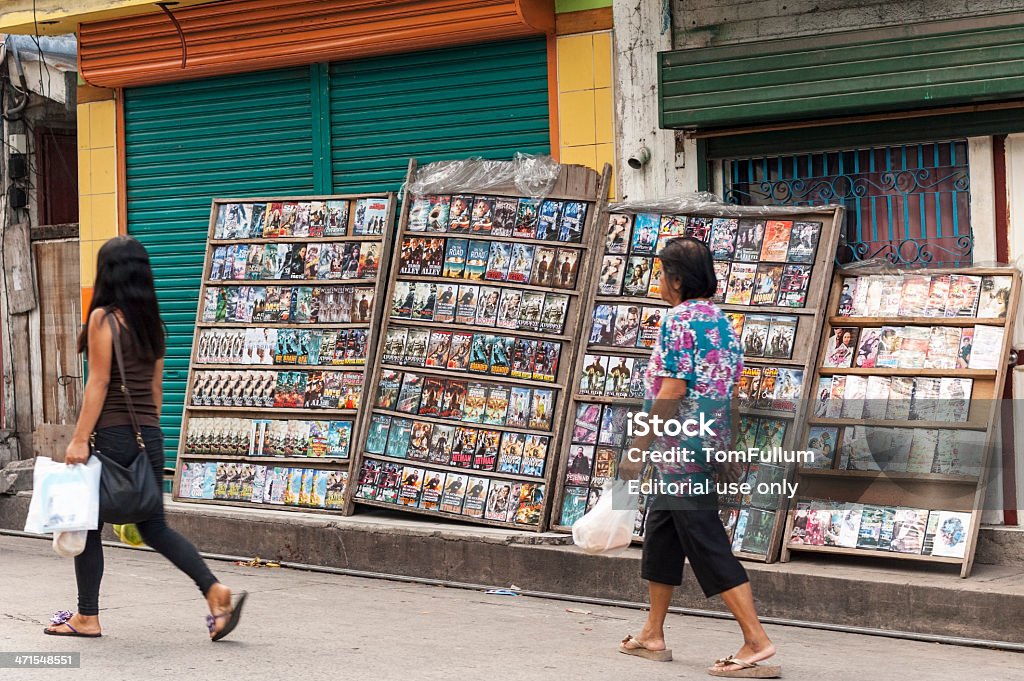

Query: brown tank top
(95, 319), (162, 430)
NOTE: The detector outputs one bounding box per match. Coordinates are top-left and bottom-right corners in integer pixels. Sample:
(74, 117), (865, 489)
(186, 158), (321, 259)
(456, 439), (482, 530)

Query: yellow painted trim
(0, 0), (221, 36)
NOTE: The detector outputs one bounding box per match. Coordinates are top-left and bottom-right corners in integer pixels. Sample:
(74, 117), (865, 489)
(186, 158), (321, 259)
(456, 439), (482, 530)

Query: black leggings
(75, 425), (218, 616)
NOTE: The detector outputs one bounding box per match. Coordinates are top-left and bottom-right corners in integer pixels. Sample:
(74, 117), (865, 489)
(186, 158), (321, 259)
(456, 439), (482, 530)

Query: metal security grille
(124, 39), (550, 471)
(723, 141), (973, 266)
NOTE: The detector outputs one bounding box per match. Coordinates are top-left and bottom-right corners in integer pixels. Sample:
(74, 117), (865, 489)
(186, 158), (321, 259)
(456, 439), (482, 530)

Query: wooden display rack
(172, 194), (397, 514)
(550, 204), (846, 563)
(782, 266), (1021, 577)
(346, 159), (612, 531)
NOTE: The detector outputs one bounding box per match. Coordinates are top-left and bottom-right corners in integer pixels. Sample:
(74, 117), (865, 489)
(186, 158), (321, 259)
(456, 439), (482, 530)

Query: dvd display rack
(346, 160), (611, 530)
(172, 194), (396, 514)
(551, 204), (845, 562)
(782, 266), (1020, 577)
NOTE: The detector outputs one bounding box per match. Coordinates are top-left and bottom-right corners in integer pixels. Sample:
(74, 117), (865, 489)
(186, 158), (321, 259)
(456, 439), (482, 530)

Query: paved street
(1, 534), (1021, 681)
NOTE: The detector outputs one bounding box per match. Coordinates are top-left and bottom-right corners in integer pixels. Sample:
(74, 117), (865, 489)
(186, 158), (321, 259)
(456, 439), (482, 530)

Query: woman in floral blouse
(617, 237), (780, 679)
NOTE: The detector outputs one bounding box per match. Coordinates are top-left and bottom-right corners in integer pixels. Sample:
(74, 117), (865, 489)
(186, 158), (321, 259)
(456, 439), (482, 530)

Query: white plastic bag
(572, 479), (637, 555)
(24, 456), (102, 534)
(53, 531), (88, 558)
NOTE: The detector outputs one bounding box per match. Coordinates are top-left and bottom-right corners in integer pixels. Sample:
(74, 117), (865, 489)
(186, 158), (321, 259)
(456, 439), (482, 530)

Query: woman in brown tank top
(45, 236), (247, 641)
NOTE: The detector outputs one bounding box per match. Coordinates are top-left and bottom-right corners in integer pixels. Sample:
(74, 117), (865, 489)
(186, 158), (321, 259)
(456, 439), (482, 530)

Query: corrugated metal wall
(330, 39), (551, 192)
(124, 39), (549, 471)
(124, 67), (318, 468)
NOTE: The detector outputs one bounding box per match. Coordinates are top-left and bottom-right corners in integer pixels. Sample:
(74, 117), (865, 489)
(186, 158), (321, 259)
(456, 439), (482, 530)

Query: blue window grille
(722, 141), (973, 266)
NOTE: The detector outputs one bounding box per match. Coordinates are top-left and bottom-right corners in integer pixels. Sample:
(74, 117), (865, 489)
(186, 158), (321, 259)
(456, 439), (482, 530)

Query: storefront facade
(50, 0), (618, 470)
(655, 3), (1024, 525)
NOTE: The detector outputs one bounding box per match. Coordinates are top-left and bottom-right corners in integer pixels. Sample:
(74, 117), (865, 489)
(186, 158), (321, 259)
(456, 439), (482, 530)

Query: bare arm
(65, 309), (113, 464)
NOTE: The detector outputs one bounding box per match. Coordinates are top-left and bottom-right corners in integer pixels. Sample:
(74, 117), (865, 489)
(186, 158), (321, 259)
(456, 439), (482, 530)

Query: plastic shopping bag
(572, 479), (638, 556)
(24, 457), (102, 535)
(53, 531), (88, 558)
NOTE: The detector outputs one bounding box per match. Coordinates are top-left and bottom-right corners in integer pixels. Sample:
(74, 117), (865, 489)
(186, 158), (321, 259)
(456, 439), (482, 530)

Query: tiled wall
(556, 30), (615, 196)
(77, 96), (119, 319)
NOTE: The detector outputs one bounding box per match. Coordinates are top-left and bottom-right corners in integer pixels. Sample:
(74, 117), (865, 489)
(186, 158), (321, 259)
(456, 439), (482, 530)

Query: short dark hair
(658, 237), (717, 301)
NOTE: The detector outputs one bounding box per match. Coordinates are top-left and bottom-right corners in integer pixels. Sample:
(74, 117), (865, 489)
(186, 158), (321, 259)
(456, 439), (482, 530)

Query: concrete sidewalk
(3, 493), (1024, 645)
(1, 535), (1021, 681)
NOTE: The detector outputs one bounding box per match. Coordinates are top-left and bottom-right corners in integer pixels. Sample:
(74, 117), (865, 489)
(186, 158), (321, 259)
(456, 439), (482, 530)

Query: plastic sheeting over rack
(607, 192), (844, 218)
(405, 153), (561, 200)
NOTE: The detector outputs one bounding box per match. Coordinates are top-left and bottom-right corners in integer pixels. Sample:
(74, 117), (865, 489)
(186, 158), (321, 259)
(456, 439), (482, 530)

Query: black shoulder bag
(92, 314), (162, 524)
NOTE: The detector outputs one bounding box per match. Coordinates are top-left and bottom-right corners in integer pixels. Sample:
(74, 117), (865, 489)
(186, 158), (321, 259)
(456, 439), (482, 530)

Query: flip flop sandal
(43, 610), (102, 638)
(206, 591), (248, 642)
(708, 655), (781, 678)
(618, 634), (673, 662)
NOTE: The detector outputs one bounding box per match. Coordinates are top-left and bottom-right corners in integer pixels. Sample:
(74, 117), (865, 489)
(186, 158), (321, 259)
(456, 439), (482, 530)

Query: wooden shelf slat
(194, 363), (366, 371)
(827, 315), (1005, 327)
(196, 322), (372, 329)
(806, 416), (987, 430)
(817, 367), (996, 377)
(171, 496), (347, 515)
(179, 453), (350, 465)
(186, 405), (358, 416)
(353, 495), (540, 531)
(797, 468), (978, 484)
(395, 273), (583, 297)
(370, 407), (553, 437)
(361, 452), (546, 484)
(785, 542), (963, 564)
(401, 231), (591, 250)
(209, 235), (384, 245)
(387, 317), (572, 342)
(380, 362), (563, 390)
(205, 278), (377, 286)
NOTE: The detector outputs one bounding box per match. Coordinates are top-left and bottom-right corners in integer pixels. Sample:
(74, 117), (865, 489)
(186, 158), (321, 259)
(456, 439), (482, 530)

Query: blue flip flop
(43, 610), (102, 638)
(206, 591), (248, 642)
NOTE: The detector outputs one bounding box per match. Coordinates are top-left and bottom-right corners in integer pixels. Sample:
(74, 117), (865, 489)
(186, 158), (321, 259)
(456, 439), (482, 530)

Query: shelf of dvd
(782, 266), (1021, 577)
(172, 194), (396, 515)
(345, 160), (612, 531)
(550, 204), (847, 563)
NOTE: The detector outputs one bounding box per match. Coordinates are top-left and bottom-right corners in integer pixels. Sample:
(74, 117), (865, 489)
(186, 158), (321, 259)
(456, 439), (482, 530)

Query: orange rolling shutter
(78, 0), (555, 88)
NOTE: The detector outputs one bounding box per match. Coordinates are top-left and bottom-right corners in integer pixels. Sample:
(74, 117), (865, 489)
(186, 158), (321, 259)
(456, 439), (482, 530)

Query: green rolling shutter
(124, 67), (316, 469)
(123, 39), (550, 471)
(329, 38), (550, 193)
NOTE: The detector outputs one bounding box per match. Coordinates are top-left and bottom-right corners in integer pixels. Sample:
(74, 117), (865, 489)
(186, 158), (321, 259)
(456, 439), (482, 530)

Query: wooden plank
(4, 221), (36, 314)
(32, 423), (75, 460)
(555, 7), (613, 34)
(9, 313), (33, 457)
(30, 223), (80, 241)
(33, 240), (83, 427)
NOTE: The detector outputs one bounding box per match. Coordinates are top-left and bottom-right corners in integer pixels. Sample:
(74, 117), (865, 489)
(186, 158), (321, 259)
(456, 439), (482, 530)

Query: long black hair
(78, 236), (166, 362)
(657, 236), (717, 301)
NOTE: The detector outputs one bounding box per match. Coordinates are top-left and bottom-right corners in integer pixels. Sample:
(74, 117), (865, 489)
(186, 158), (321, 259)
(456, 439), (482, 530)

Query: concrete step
(2, 493), (1022, 644)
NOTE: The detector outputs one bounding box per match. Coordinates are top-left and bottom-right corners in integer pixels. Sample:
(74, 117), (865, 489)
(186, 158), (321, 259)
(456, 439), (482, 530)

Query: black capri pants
(641, 493), (749, 598)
